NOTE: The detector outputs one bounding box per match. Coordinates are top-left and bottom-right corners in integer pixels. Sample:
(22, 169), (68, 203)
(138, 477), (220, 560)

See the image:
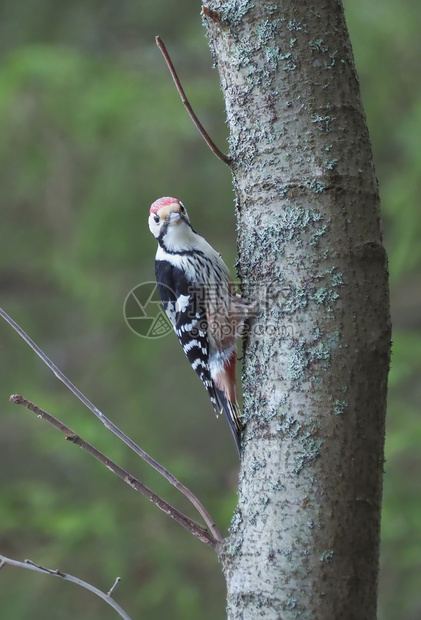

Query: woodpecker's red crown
(150, 197), (180, 215)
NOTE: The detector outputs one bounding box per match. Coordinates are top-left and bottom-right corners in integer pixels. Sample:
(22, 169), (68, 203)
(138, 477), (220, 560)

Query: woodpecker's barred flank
(148, 196), (248, 453)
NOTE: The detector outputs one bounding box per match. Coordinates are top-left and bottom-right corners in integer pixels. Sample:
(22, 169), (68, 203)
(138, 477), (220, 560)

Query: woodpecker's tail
(209, 350), (243, 454)
(214, 388), (242, 454)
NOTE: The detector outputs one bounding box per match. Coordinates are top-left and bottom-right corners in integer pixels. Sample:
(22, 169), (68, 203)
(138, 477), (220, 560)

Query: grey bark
(203, 1), (391, 619)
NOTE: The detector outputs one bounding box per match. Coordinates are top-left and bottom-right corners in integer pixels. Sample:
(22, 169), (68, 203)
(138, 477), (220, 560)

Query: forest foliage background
(0, 1), (420, 618)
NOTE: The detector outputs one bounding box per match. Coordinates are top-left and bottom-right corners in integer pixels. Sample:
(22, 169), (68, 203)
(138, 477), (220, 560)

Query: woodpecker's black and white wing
(155, 259), (221, 416)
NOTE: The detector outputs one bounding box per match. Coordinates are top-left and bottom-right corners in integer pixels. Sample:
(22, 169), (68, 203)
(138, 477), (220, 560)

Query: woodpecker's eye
(179, 204), (185, 214)
(153, 215), (160, 224)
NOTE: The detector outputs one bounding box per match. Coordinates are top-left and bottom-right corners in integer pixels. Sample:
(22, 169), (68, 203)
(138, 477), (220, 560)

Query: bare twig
(0, 554), (131, 620)
(0, 306), (223, 544)
(155, 35), (231, 165)
(9, 394), (218, 549)
(107, 576), (121, 597)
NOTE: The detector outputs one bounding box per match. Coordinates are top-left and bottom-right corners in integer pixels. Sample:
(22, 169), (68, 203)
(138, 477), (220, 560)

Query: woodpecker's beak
(167, 211), (182, 224)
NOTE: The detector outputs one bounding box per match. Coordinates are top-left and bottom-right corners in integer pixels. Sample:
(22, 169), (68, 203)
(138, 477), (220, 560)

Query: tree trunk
(203, 1), (391, 618)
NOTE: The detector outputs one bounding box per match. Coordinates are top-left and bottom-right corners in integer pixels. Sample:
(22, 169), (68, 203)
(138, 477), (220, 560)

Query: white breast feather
(156, 229), (231, 286)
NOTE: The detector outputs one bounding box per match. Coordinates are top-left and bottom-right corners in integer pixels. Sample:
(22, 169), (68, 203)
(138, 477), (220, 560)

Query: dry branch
(9, 394), (218, 549)
(0, 306), (222, 545)
(155, 35), (230, 165)
(0, 553), (131, 620)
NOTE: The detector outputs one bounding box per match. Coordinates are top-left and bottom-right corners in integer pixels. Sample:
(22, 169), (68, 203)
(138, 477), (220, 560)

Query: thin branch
(155, 35), (231, 165)
(0, 554), (131, 620)
(10, 394), (218, 549)
(0, 306), (223, 545)
(107, 577), (121, 598)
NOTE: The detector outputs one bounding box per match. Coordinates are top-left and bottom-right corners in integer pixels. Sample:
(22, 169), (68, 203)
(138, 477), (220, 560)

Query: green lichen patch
(286, 336), (332, 382)
(277, 205), (325, 242)
(293, 433), (324, 474)
(217, 0), (255, 26)
(276, 413), (302, 438)
(320, 550), (334, 563)
(311, 113), (334, 132)
(256, 19), (280, 45)
(325, 157), (338, 170)
(332, 399), (348, 415)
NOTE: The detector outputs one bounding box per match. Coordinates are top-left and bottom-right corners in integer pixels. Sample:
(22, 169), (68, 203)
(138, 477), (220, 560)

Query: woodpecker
(148, 196), (247, 453)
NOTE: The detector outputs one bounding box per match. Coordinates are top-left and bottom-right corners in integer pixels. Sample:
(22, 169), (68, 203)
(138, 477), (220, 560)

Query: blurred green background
(0, 1), (419, 618)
